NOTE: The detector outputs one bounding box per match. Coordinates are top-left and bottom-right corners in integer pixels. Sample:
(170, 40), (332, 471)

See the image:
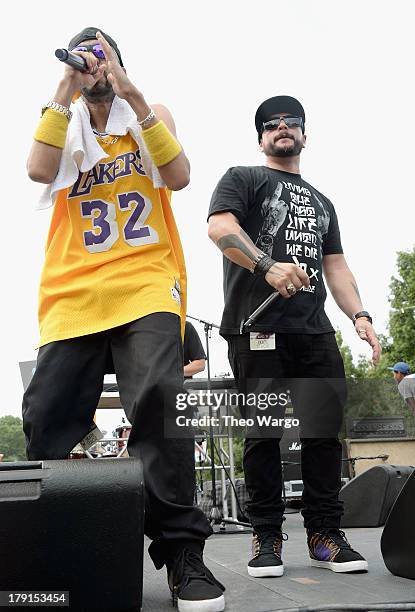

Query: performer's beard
(81, 76), (115, 103)
(263, 134), (303, 158)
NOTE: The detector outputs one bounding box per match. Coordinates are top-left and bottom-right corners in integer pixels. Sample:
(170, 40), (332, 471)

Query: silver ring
(357, 329), (366, 335)
(286, 283), (296, 295)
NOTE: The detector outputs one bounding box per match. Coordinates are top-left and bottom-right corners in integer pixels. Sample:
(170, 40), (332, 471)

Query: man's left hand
(96, 31), (137, 100)
(355, 319), (381, 365)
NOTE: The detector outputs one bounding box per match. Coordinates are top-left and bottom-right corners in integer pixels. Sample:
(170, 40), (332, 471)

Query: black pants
(226, 332), (346, 530)
(22, 313), (212, 569)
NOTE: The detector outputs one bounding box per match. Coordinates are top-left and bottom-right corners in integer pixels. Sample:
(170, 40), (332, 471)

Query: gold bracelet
(34, 109), (69, 149)
(140, 120), (182, 167)
(41, 101), (72, 122)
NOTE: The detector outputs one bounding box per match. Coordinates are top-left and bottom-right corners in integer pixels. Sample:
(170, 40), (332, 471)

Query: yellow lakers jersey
(38, 132), (187, 347)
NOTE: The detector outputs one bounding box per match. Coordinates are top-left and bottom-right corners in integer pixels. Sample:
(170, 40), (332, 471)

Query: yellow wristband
(141, 120), (182, 167)
(34, 109), (69, 149)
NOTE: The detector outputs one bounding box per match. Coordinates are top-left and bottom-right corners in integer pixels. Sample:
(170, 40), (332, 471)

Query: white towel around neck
(37, 96), (165, 210)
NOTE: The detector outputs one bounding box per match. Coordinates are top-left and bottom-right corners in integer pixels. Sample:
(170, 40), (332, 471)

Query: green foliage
(0, 416), (27, 461)
(355, 351), (394, 380)
(342, 378), (415, 437)
(231, 437), (244, 478)
(335, 330), (356, 377)
(336, 248), (415, 379)
(335, 249), (415, 436)
(336, 330), (395, 381)
(388, 248), (415, 368)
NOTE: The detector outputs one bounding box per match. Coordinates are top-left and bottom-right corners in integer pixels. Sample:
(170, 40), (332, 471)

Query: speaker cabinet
(339, 464), (413, 528)
(0, 459), (144, 611)
(381, 468), (415, 580)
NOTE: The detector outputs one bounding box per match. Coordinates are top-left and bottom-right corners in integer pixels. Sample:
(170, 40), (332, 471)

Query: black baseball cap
(255, 95), (305, 141)
(68, 27), (124, 67)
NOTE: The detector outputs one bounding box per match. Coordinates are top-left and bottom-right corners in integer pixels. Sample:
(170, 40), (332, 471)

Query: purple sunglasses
(72, 44), (105, 60)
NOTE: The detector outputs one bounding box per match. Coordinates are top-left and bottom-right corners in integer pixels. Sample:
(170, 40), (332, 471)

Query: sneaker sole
(310, 559), (368, 573)
(247, 564), (284, 578)
(177, 594), (225, 612)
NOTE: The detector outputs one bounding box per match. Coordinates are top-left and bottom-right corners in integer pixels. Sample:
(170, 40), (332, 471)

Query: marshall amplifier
(281, 428), (350, 495)
(0, 459), (144, 611)
(280, 427), (302, 482)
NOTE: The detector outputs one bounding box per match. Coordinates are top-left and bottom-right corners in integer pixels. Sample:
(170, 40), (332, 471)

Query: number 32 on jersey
(80, 190), (159, 253)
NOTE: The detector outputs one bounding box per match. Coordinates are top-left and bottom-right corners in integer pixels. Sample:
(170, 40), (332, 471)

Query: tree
(335, 330), (356, 378)
(0, 416), (27, 461)
(336, 249), (415, 379)
(388, 247), (415, 368)
(335, 333), (398, 435)
(336, 250), (415, 371)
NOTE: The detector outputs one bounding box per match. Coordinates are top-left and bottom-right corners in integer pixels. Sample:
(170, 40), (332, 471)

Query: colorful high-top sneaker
(247, 528), (287, 577)
(307, 527), (368, 573)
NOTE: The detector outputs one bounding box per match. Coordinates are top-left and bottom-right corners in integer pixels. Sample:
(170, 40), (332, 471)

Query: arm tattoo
(217, 228), (262, 262)
(217, 228), (285, 277)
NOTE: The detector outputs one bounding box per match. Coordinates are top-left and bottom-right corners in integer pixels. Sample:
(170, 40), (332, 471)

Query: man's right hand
(62, 50), (106, 94)
(27, 49), (106, 185)
(265, 262), (310, 298)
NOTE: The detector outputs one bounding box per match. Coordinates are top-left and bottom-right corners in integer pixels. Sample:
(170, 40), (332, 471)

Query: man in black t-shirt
(184, 321), (207, 379)
(208, 95), (381, 579)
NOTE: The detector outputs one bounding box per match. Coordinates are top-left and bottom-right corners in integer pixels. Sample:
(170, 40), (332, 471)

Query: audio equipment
(0, 459), (144, 611)
(339, 464), (413, 528)
(381, 467), (415, 580)
(55, 48), (88, 72)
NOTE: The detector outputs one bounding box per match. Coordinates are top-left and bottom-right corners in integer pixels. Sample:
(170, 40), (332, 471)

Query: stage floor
(142, 512), (415, 612)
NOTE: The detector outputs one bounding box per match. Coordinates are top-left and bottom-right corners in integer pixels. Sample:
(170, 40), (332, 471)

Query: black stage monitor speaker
(381, 467), (415, 580)
(339, 464), (413, 528)
(0, 459), (144, 611)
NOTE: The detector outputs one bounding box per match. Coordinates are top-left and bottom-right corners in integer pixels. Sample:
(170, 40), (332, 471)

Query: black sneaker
(307, 528), (368, 573)
(247, 528), (286, 577)
(168, 547), (225, 612)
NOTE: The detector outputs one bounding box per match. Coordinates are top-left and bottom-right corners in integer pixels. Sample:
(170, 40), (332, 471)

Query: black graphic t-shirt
(208, 166), (343, 335)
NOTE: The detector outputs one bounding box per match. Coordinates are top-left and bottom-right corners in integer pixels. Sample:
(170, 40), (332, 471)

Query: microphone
(55, 48), (87, 72)
(240, 291), (280, 334)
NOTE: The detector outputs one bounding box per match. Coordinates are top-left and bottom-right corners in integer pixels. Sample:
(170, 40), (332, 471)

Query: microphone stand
(186, 315), (222, 525)
(187, 315), (251, 532)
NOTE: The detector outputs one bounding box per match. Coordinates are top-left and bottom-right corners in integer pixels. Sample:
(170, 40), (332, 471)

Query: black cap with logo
(255, 95), (305, 141)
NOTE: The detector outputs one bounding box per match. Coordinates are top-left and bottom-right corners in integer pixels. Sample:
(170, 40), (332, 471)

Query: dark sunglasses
(72, 44), (105, 60)
(262, 116), (304, 131)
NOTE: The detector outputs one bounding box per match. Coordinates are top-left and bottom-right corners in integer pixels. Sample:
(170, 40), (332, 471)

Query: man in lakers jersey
(23, 27), (225, 612)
